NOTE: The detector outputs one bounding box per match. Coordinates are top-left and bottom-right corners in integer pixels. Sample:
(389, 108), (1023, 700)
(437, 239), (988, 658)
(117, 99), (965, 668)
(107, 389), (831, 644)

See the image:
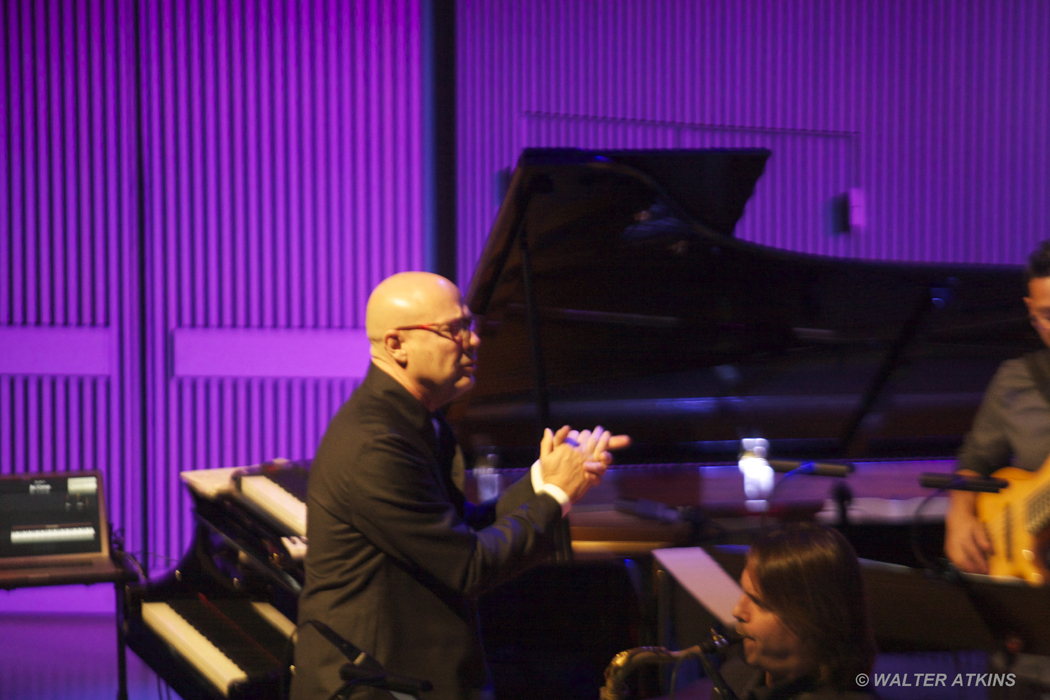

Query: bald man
(291, 272), (623, 700)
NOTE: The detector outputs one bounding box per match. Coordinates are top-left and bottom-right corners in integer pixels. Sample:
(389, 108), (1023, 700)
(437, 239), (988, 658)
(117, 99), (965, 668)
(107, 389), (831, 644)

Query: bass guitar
(976, 465), (1050, 585)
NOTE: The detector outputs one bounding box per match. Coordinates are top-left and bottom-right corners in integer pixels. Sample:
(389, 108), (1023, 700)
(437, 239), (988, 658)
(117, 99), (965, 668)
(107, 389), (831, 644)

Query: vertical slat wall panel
(458, 0), (1050, 283)
(141, 0), (424, 565)
(1, 0), (141, 556)
(3, 0), (424, 568)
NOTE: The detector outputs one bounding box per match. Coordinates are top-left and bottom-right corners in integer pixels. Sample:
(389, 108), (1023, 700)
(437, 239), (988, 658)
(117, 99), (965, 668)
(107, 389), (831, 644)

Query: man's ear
(384, 331), (409, 366)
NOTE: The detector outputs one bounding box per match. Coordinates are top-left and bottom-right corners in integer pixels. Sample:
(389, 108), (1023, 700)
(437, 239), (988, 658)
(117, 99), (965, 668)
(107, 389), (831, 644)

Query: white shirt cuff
(530, 459), (571, 516)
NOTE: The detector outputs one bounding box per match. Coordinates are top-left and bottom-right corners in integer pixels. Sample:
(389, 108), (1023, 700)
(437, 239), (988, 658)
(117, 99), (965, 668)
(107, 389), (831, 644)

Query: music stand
(660, 543), (1050, 659)
(699, 545), (1002, 652)
(0, 470), (132, 700)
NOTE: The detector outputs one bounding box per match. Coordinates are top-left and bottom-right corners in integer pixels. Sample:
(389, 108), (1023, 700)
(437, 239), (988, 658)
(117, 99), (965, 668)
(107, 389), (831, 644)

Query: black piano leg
(115, 581), (128, 700)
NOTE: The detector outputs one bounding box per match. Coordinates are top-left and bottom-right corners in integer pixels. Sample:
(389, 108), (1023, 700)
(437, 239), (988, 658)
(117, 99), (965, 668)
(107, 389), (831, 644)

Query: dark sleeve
(956, 364), (1014, 477)
(496, 467), (541, 515)
(343, 435), (560, 597)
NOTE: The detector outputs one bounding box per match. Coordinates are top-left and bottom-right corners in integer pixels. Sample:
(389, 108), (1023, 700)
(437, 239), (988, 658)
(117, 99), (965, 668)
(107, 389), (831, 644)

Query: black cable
(156, 673), (169, 700)
(327, 683), (348, 700)
(110, 527), (148, 583)
(281, 629), (298, 700)
(695, 649), (739, 700)
(326, 680), (362, 700)
(115, 549), (147, 583)
(760, 468), (803, 530)
(910, 488), (949, 574)
(668, 654), (689, 700)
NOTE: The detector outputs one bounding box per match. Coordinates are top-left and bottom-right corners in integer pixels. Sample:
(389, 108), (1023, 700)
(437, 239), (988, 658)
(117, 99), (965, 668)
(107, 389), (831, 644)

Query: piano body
(122, 462), (309, 700)
(451, 147), (1037, 469)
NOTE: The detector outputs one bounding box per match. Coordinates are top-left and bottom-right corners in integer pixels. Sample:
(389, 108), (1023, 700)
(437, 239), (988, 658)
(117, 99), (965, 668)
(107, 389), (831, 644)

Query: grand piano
(123, 148), (1040, 699)
(451, 148), (1040, 697)
(451, 148), (1036, 467)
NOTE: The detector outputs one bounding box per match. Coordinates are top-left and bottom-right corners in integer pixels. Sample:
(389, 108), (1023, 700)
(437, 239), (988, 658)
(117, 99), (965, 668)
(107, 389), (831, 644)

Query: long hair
(747, 523), (877, 691)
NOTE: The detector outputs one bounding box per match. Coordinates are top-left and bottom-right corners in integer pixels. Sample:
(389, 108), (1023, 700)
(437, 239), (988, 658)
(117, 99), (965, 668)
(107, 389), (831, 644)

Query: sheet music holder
(0, 470), (125, 589)
(959, 573), (1050, 656)
(652, 546), (741, 628)
(0, 469), (130, 700)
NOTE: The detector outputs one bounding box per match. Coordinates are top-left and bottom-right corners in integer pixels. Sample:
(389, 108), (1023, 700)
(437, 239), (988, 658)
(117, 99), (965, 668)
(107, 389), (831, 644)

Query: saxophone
(600, 629), (738, 700)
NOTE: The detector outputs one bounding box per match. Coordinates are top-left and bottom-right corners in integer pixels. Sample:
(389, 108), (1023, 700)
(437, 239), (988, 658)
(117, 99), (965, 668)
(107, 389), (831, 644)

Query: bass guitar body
(976, 466), (1050, 585)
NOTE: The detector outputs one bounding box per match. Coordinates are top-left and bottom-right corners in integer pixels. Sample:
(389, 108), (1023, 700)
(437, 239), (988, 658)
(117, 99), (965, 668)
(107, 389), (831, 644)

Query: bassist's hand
(944, 490), (992, 574)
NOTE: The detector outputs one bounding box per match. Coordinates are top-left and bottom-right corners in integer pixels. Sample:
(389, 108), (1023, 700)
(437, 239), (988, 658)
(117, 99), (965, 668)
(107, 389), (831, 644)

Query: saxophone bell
(599, 628), (740, 700)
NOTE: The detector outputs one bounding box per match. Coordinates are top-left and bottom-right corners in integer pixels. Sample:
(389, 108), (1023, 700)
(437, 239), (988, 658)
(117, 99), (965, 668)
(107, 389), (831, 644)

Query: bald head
(365, 272), (479, 410)
(366, 272), (461, 344)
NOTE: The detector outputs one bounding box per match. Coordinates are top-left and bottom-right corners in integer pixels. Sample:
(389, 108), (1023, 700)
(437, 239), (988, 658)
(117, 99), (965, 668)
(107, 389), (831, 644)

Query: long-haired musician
(722, 523), (877, 700)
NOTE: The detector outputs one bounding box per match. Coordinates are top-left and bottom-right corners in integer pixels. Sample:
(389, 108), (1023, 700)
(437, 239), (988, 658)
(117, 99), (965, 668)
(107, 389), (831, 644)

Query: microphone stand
(760, 459), (855, 529)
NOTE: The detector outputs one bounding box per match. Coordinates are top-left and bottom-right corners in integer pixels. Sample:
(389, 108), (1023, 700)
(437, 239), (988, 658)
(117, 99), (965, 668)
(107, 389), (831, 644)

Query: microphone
(339, 664), (433, 695)
(768, 460), (854, 478)
(693, 629), (741, 700)
(698, 628), (741, 655)
(919, 472), (1008, 493)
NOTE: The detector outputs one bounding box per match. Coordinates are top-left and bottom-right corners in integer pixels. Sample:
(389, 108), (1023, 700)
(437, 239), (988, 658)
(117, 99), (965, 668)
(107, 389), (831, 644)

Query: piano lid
(451, 148), (1039, 464)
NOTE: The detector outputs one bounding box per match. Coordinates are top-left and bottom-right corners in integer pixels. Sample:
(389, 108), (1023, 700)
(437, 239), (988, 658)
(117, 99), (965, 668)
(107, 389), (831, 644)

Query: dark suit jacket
(291, 364), (563, 700)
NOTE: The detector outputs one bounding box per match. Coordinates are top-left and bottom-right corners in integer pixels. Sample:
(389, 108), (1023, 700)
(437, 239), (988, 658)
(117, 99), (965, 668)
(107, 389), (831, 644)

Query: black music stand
(2, 565), (132, 700)
(0, 470), (133, 700)
(647, 527), (1050, 697)
(958, 574), (1050, 657)
(651, 546), (743, 696)
(700, 545), (1002, 652)
(702, 544), (1050, 661)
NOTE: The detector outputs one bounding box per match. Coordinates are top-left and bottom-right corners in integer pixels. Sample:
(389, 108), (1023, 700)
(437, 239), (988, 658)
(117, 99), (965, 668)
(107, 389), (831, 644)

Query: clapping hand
(562, 426), (630, 474)
(539, 425), (631, 501)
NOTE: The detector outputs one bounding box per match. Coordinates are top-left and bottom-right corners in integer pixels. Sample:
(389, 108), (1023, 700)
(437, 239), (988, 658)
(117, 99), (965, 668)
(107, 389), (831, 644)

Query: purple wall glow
(3, 0), (425, 566)
(457, 0), (1050, 283)
(139, 0), (425, 562)
(2, 0), (144, 561)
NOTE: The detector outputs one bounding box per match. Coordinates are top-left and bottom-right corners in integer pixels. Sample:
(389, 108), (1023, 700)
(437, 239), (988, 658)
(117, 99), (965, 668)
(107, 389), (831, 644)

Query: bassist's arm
(944, 473), (993, 574)
(946, 361), (1015, 574)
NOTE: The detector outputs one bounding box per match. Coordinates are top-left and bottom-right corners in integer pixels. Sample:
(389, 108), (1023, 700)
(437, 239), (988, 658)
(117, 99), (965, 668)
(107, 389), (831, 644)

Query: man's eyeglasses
(395, 315), (477, 341)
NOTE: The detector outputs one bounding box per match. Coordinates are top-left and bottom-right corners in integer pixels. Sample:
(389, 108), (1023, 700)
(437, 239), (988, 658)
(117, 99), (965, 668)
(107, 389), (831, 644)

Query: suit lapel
(432, 411), (466, 515)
